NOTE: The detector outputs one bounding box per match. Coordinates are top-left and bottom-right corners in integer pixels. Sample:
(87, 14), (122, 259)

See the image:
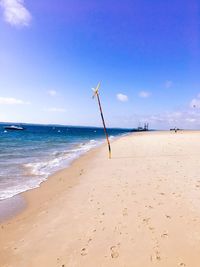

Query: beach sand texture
(1, 131), (200, 267)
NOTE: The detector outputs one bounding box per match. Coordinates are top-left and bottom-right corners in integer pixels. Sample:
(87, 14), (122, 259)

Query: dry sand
(1, 131), (200, 267)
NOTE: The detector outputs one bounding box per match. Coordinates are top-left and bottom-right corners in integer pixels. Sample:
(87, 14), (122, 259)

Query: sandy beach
(1, 131), (200, 267)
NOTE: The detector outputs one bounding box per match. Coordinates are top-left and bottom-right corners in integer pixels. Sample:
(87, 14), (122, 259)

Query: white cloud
(143, 108), (200, 128)
(164, 80), (173, 89)
(113, 101), (200, 129)
(185, 118), (196, 123)
(116, 93), (128, 102)
(0, 0), (32, 27)
(138, 91), (151, 98)
(47, 90), (57, 97)
(112, 93), (200, 129)
(45, 107), (66, 113)
(0, 97), (30, 105)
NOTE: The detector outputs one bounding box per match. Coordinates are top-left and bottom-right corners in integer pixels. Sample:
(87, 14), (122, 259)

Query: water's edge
(0, 133), (130, 222)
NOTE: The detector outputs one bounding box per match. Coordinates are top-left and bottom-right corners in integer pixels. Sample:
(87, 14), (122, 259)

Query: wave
(0, 139), (103, 200)
(25, 139), (102, 176)
(0, 127), (131, 201)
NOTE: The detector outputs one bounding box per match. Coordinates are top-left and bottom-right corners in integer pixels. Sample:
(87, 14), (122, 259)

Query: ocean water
(0, 123), (130, 200)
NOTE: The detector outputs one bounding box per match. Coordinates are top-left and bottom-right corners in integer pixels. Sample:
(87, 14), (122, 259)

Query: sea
(0, 123), (131, 201)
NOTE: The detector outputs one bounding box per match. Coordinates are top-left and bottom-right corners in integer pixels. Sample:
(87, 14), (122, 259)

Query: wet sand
(1, 131), (200, 267)
(0, 195), (26, 223)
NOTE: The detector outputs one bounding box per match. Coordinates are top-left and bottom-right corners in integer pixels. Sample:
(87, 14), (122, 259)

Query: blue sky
(0, 0), (200, 129)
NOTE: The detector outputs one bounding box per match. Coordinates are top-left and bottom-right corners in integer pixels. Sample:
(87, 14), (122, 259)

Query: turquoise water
(0, 123), (130, 200)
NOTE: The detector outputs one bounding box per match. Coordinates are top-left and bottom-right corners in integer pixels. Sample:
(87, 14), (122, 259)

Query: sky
(0, 0), (200, 129)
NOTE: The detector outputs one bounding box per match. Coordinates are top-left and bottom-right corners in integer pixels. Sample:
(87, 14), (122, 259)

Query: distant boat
(4, 125), (24, 131)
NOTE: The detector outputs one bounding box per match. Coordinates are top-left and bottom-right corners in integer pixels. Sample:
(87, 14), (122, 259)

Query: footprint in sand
(110, 245), (120, 258)
(155, 250), (161, 261)
(165, 215), (171, 219)
(143, 217), (151, 224)
(149, 226), (155, 231)
(151, 250), (161, 262)
(145, 205), (153, 209)
(160, 192), (165, 196)
(161, 232), (168, 238)
(179, 263), (186, 266)
(80, 247), (88, 256)
(123, 208), (128, 216)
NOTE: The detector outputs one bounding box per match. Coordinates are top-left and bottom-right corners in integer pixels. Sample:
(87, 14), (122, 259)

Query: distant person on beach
(175, 127), (177, 133)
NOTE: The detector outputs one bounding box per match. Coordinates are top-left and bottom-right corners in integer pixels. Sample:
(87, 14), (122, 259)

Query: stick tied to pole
(92, 82), (111, 159)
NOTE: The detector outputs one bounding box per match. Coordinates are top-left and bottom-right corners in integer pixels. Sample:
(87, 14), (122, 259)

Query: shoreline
(0, 124), (130, 203)
(2, 130), (200, 266)
(0, 138), (108, 223)
(0, 132), (130, 223)
(0, 136), (105, 202)
(0, 195), (26, 223)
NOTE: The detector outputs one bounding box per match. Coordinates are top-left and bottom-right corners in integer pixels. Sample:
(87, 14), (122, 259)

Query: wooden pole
(93, 82), (111, 159)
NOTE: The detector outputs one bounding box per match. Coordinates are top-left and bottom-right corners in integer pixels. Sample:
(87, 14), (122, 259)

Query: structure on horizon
(131, 123), (149, 132)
